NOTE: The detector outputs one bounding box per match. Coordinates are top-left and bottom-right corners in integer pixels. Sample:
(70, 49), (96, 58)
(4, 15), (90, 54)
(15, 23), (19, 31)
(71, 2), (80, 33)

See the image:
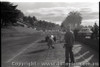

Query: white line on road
(6, 38), (43, 63)
(75, 51), (90, 60)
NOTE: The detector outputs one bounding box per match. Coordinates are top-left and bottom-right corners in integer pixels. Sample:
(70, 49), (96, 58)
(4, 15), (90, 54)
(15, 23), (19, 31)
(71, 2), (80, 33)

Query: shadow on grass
(37, 40), (46, 43)
(27, 49), (48, 54)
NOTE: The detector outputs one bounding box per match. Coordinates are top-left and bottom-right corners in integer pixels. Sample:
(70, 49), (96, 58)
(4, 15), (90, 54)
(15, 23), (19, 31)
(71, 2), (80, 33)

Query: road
(1, 33), (99, 67)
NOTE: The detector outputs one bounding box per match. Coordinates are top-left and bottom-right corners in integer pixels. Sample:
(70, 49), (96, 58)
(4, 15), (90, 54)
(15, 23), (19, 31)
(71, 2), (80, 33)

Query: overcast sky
(13, 2), (99, 26)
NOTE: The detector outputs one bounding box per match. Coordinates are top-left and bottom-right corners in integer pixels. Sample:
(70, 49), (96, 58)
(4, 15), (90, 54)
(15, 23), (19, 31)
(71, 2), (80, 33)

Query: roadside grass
(76, 37), (99, 52)
(1, 26), (42, 38)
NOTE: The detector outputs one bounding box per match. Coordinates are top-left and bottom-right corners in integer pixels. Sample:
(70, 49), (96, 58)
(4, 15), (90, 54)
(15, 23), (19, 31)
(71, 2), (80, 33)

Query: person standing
(45, 35), (49, 42)
(47, 35), (55, 49)
(53, 36), (56, 42)
(63, 26), (75, 67)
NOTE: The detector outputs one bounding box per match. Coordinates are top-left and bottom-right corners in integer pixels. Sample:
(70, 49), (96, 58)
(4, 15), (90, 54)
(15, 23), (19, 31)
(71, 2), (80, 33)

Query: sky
(11, 2), (99, 26)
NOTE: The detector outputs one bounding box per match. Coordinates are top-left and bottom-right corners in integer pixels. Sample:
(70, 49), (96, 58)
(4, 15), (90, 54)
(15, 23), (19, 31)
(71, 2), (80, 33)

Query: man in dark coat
(63, 26), (75, 67)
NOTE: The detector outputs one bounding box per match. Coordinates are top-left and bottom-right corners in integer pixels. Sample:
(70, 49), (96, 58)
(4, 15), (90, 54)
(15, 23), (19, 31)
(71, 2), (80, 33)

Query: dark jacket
(64, 31), (75, 47)
(45, 36), (49, 42)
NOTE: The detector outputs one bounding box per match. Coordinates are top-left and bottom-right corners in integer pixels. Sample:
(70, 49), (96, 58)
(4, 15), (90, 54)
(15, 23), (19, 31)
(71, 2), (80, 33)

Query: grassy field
(1, 26), (43, 37)
(1, 27), (99, 67)
(1, 27), (44, 66)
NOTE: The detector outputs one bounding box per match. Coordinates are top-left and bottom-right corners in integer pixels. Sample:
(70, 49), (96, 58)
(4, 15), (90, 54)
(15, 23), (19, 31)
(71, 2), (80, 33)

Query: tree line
(1, 2), (60, 30)
(23, 16), (59, 30)
(1, 1), (99, 34)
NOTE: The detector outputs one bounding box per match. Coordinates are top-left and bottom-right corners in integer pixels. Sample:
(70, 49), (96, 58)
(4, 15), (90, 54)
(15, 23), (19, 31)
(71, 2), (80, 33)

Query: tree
(16, 10), (24, 22)
(32, 16), (37, 21)
(61, 11), (82, 30)
(91, 23), (99, 39)
(1, 2), (23, 27)
(23, 16), (37, 28)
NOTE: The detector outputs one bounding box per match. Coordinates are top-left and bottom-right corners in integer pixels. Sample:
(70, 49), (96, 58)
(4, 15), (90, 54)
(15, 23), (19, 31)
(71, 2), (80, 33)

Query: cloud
(81, 12), (99, 20)
(24, 7), (78, 24)
(25, 6), (98, 24)
(13, 2), (99, 26)
(25, 7), (80, 18)
(81, 19), (99, 26)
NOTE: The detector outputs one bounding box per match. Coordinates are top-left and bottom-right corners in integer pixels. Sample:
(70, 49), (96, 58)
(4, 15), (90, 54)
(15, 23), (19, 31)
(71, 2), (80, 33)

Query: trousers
(65, 46), (75, 63)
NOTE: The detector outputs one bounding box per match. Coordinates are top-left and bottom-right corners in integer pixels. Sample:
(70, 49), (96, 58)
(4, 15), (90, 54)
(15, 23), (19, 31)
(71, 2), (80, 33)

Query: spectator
(47, 35), (55, 49)
(63, 25), (75, 67)
(45, 35), (49, 42)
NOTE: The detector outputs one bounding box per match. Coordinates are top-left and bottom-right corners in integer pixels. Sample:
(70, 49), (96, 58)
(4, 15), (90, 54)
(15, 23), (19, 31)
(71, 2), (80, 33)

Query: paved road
(2, 35), (99, 67)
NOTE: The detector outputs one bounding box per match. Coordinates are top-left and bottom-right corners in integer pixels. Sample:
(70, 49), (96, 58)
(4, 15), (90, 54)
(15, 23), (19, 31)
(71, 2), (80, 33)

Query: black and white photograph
(1, 0), (99, 67)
